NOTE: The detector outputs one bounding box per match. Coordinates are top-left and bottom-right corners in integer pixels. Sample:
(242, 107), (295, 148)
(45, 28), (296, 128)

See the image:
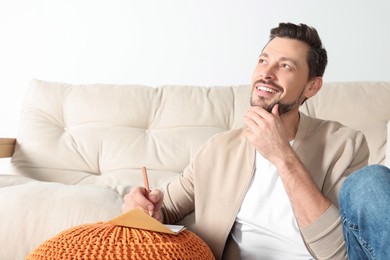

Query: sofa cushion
(0, 175), (123, 260)
(10, 79), (251, 196)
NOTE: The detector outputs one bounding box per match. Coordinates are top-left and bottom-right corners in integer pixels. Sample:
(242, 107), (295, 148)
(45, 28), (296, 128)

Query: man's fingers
(123, 187), (153, 212)
(122, 187), (164, 221)
(272, 103), (280, 116)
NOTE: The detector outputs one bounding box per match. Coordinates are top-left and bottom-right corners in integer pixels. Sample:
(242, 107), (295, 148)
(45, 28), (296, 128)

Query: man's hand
(243, 104), (291, 165)
(122, 187), (164, 222)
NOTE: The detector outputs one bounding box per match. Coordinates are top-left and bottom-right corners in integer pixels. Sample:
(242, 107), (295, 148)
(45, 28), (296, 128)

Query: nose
(261, 65), (277, 81)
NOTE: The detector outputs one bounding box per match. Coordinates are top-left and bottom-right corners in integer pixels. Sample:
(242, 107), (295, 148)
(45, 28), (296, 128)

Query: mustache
(253, 79), (284, 93)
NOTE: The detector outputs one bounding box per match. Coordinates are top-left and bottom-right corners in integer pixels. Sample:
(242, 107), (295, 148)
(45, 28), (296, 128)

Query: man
(122, 23), (369, 259)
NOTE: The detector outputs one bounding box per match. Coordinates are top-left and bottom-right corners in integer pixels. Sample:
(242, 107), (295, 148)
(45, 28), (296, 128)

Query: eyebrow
(259, 53), (299, 68)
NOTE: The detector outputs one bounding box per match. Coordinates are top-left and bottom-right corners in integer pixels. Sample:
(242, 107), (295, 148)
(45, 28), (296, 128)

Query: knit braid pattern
(26, 222), (215, 260)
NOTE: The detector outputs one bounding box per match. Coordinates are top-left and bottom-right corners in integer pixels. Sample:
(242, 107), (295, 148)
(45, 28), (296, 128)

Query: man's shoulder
(301, 113), (365, 140)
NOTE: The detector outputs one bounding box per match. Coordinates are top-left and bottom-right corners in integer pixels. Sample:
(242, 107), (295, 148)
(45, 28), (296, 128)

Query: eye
(258, 58), (267, 65)
(281, 63), (292, 70)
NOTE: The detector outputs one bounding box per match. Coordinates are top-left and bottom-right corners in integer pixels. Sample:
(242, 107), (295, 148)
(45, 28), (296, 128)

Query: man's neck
(281, 111), (300, 141)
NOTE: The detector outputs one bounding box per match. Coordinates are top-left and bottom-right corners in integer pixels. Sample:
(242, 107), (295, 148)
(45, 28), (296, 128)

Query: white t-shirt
(231, 150), (314, 259)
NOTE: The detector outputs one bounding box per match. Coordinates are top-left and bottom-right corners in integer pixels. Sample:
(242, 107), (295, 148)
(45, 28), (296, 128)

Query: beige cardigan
(161, 113), (369, 260)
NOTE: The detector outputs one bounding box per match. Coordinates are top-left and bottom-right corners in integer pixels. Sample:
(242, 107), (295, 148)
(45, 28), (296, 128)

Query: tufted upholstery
(1, 79), (390, 259)
(10, 79), (251, 196)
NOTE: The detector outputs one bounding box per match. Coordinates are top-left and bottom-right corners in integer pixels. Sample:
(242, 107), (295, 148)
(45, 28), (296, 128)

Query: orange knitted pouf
(26, 222), (215, 260)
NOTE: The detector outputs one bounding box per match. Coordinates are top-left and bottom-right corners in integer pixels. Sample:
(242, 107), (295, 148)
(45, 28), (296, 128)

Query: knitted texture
(26, 222), (215, 260)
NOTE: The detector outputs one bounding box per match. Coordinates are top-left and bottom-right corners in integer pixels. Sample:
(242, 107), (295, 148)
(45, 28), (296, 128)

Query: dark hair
(269, 23), (328, 79)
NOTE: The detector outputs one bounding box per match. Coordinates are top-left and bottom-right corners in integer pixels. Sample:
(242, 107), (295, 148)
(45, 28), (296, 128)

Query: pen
(142, 166), (153, 216)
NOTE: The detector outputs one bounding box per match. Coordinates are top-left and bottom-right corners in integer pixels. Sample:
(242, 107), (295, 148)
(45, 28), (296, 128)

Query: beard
(250, 80), (304, 115)
(250, 95), (297, 115)
(250, 79), (303, 115)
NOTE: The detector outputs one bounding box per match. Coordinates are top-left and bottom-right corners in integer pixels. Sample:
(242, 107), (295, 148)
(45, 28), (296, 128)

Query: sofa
(0, 79), (389, 259)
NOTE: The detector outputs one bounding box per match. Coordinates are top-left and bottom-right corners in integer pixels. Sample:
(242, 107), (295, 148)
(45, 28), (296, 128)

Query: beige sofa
(1, 79), (389, 259)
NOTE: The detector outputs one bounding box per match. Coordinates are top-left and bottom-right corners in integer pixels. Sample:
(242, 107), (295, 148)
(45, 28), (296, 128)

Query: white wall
(1, 0), (390, 138)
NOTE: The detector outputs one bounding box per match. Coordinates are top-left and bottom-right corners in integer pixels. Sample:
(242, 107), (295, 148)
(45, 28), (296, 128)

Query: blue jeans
(339, 165), (390, 260)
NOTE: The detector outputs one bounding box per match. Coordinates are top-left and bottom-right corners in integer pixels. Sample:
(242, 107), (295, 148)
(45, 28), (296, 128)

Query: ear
(304, 77), (323, 99)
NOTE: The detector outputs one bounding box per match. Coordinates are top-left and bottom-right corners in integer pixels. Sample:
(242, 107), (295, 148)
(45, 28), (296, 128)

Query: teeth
(257, 86), (278, 93)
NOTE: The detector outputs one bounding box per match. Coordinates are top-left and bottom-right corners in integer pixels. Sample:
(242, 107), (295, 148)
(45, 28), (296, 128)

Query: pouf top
(26, 222), (215, 260)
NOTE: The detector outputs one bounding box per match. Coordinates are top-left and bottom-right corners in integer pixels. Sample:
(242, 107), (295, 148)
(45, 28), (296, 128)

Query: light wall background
(1, 0), (390, 139)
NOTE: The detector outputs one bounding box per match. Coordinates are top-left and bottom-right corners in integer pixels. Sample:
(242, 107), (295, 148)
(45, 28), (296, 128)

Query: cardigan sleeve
(300, 129), (369, 259)
(301, 205), (347, 260)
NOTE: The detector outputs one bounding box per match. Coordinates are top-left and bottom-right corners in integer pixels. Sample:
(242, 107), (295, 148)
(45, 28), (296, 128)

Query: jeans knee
(339, 165), (390, 212)
(343, 165), (390, 190)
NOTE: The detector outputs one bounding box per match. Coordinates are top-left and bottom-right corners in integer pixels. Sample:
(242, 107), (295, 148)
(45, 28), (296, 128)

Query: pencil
(142, 166), (150, 193)
(142, 166), (153, 217)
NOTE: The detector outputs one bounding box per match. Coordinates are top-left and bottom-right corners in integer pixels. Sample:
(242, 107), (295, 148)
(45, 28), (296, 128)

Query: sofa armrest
(0, 138), (16, 158)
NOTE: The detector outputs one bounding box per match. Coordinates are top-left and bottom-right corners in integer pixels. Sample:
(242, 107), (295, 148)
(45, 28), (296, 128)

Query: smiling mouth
(256, 85), (280, 94)
(251, 81), (284, 109)
(254, 80), (283, 95)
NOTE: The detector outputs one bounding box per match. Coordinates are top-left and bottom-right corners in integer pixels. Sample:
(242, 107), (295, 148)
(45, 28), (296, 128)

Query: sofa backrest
(10, 79), (251, 195)
(300, 81), (390, 166)
(10, 80), (390, 195)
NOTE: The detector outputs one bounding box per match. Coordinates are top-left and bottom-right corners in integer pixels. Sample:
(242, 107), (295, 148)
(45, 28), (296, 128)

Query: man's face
(251, 37), (311, 114)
